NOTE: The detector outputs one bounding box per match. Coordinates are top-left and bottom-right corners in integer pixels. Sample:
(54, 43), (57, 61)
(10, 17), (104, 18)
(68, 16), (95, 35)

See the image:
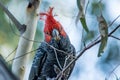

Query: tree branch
(0, 55), (19, 80)
(56, 24), (120, 79)
(110, 35), (120, 41)
(108, 25), (120, 36)
(54, 48), (63, 70)
(106, 63), (120, 80)
(0, 1), (26, 35)
(7, 48), (38, 62)
(109, 14), (120, 27)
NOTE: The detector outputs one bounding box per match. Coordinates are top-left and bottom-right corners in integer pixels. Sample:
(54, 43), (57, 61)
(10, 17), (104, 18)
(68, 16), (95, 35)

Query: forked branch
(0, 1), (26, 34)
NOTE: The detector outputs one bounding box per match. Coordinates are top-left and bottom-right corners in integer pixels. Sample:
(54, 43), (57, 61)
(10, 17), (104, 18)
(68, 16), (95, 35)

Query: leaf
(80, 15), (89, 33)
(77, 0), (81, 11)
(97, 14), (108, 57)
(77, 0), (85, 11)
(91, 2), (104, 16)
(84, 30), (95, 42)
(98, 35), (108, 57)
(77, 0), (89, 33)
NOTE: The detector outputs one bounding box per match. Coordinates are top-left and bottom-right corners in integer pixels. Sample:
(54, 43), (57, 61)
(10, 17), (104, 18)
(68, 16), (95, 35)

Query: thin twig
(7, 49), (38, 62)
(110, 35), (120, 41)
(109, 15), (120, 27)
(106, 63), (120, 80)
(5, 46), (17, 59)
(63, 55), (71, 68)
(108, 25), (120, 36)
(54, 49), (62, 70)
(44, 42), (76, 59)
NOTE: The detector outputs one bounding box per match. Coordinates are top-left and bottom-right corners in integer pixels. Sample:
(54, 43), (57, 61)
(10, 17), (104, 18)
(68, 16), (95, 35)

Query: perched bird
(29, 7), (76, 80)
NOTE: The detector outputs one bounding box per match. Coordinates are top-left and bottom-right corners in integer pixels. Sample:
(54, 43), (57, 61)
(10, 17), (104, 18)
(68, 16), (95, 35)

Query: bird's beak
(52, 29), (61, 41)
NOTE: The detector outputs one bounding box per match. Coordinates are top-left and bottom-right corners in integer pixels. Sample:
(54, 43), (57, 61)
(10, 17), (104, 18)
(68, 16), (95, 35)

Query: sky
(5, 0), (120, 80)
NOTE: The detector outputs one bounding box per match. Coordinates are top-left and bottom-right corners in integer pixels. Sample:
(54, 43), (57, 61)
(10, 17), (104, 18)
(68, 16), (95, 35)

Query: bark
(11, 0), (41, 80)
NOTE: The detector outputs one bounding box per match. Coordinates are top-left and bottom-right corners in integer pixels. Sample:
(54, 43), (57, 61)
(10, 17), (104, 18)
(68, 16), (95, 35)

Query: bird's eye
(46, 32), (49, 35)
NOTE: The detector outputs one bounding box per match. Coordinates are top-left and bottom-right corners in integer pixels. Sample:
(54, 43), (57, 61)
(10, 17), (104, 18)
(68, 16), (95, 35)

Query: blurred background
(0, 0), (120, 80)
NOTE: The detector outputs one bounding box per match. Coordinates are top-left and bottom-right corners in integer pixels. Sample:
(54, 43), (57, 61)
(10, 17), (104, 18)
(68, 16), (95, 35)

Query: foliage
(77, 0), (89, 33)
(97, 14), (108, 57)
(91, 1), (104, 15)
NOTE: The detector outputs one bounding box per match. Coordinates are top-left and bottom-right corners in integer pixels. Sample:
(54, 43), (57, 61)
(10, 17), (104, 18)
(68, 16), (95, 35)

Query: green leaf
(77, 0), (85, 11)
(97, 15), (108, 57)
(77, 0), (89, 33)
(77, 0), (81, 11)
(91, 2), (104, 16)
(98, 35), (108, 57)
(80, 16), (89, 33)
(84, 30), (95, 42)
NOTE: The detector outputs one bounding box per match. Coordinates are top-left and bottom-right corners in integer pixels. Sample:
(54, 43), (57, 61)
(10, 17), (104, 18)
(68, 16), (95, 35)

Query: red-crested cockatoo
(29, 7), (76, 80)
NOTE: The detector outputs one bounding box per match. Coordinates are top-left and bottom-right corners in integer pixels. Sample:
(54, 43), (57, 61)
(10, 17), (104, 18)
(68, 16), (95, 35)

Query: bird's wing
(29, 42), (47, 80)
(58, 36), (76, 79)
(65, 44), (76, 79)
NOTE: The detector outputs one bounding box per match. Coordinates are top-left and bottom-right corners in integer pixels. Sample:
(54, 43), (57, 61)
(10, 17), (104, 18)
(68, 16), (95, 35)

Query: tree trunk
(12, 0), (41, 80)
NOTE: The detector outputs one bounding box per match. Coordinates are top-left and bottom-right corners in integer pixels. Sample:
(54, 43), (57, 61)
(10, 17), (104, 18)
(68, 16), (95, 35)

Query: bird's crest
(40, 7), (66, 42)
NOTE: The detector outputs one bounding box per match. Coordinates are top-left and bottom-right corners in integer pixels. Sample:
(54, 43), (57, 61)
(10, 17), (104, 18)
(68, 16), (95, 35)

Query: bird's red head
(40, 7), (66, 43)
